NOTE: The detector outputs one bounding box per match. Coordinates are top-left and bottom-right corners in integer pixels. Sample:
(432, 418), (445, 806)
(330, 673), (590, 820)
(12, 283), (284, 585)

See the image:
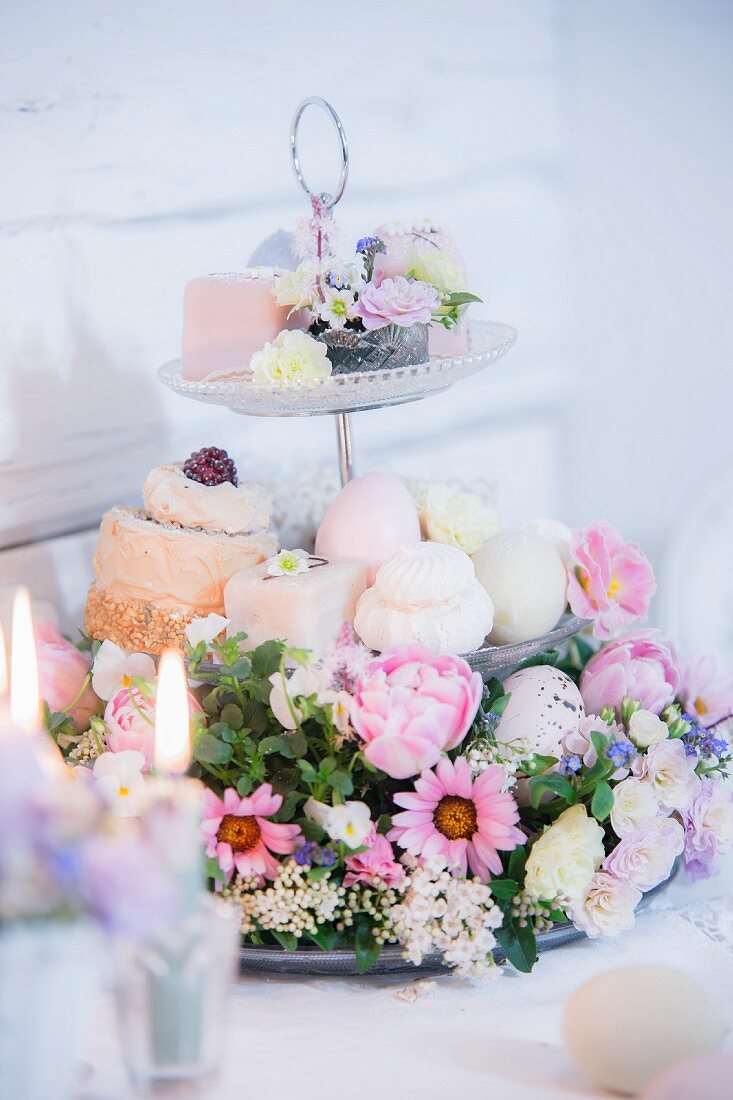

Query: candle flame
(154, 649), (192, 776)
(10, 587), (40, 733)
(0, 617), (7, 698)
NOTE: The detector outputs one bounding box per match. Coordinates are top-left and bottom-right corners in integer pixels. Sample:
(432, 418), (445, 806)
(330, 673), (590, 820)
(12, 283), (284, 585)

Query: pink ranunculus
(104, 683), (202, 768)
(678, 653), (733, 728)
(350, 645), (483, 780)
(355, 276), (440, 331)
(343, 826), (405, 888)
(35, 618), (99, 733)
(580, 629), (680, 717)
(567, 521), (656, 640)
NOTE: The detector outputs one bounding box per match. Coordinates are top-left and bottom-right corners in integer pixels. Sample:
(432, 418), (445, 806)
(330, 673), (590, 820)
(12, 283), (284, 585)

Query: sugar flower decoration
(202, 785), (301, 882)
(184, 613), (230, 649)
(388, 755), (525, 882)
(266, 548), (310, 577)
(355, 276), (440, 331)
(567, 521), (656, 640)
(250, 329), (332, 385)
(91, 639), (156, 702)
(92, 750), (146, 818)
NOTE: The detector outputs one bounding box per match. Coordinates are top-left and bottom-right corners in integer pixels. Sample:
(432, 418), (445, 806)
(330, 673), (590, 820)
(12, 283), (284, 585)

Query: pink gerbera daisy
(202, 784), (301, 882)
(387, 756), (525, 882)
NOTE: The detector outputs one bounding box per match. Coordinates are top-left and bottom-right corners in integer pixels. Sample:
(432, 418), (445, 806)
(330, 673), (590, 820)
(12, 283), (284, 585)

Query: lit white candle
(154, 649), (193, 776)
(10, 586), (40, 734)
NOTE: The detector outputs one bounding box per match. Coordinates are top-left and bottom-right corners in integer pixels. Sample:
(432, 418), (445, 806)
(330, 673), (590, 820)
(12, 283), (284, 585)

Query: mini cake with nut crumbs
(85, 447), (278, 653)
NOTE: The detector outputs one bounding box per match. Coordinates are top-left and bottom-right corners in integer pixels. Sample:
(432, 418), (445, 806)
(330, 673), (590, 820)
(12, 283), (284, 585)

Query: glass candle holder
(114, 895), (239, 1096)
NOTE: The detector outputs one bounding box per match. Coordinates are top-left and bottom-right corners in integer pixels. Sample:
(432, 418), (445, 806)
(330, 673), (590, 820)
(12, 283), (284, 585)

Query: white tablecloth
(80, 869), (733, 1100)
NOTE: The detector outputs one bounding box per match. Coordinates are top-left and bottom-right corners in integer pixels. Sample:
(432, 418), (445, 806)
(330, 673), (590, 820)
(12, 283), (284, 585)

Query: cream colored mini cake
(224, 551), (367, 654)
(353, 541), (494, 655)
(85, 447), (278, 653)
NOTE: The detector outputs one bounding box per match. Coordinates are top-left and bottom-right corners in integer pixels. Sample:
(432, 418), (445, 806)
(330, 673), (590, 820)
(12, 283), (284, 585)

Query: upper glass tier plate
(158, 319), (517, 417)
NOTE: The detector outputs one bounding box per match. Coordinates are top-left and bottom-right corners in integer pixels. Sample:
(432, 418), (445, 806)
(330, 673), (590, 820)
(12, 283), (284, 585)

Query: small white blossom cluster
(391, 856), (503, 980)
(67, 729), (103, 766)
(510, 889), (566, 934)
(224, 861), (345, 939)
(340, 881), (401, 947)
(465, 737), (525, 790)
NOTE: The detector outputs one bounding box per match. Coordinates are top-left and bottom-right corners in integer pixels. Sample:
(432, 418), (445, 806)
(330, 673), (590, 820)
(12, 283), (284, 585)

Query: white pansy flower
(318, 286), (357, 330)
(628, 709), (668, 749)
(570, 871), (642, 938)
(269, 665), (321, 730)
(303, 797), (332, 829)
(250, 330), (332, 385)
(92, 751), (146, 817)
(266, 548), (310, 577)
(525, 804), (605, 905)
(184, 614), (230, 649)
(610, 776), (661, 838)
(636, 739), (700, 812)
(323, 801), (372, 849)
(412, 482), (498, 555)
(91, 640), (156, 702)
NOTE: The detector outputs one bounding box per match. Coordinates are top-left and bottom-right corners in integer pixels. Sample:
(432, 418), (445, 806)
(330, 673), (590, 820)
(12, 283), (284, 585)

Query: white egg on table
(472, 529), (568, 645)
(495, 665), (584, 758)
(563, 966), (727, 1097)
(315, 473), (421, 586)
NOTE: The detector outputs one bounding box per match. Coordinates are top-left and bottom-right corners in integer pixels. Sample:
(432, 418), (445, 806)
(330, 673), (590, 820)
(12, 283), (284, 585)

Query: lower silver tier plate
(463, 614), (588, 677)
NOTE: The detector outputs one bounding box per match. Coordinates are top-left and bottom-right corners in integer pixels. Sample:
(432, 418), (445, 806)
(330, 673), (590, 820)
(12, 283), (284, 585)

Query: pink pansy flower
(355, 276), (440, 330)
(35, 618), (99, 733)
(567, 521), (656, 640)
(202, 785), (301, 882)
(104, 682), (202, 768)
(350, 645), (482, 780)
(344, 826), (405, 888)
(388, 756), (525, 883)
(580, 629), (680, 717)
(678, 653), (733, 727)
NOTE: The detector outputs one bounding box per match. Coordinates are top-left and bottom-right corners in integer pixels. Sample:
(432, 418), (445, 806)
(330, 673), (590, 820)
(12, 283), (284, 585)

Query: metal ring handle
(290, 97), (349, 209)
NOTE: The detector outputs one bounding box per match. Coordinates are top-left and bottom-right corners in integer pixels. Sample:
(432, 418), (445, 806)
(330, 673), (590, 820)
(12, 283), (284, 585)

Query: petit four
(315, 473), (421, 585)
(353, 542), (493, 655)
(494, 665), (585, 758)
(182, 270), (304, 381)
(85, 448), (278, 653)
(224, 553), (367, 654)
(472, 529), (568, 645)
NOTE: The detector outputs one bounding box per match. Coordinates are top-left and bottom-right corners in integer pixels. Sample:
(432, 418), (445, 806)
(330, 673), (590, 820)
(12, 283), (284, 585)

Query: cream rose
(412, 482), (498, 556)
(610, 776), (660, 838)
(637, 739), (700, 812)
(525, 804), (605, 904)
(250, 329), (332, 385)
(570, 871), (641, 938)
(404, 244), (466, 295)
(628, 709), (668, 749)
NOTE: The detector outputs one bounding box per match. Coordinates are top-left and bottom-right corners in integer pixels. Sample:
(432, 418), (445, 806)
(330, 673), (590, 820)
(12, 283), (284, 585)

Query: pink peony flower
(104, 682), (202, 768)
(350, 645), (482, 780)
(681, 779), (733, 880)
(580, 629), (680, 717)
(202, 785), (301, 882)
(343, 826), (405, 888)
(355, 276), (440, 330)
(35, 618), (99, 733)
(678, 653), (733, 727)
(567, 521), (656, 640)
(388, 756), (525, 882)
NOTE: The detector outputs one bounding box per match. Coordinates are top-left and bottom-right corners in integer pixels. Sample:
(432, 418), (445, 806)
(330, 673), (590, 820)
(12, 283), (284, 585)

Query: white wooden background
(1, 1), (732, 661)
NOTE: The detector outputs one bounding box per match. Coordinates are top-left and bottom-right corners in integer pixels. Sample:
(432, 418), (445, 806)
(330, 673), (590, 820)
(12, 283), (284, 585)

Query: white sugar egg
(564, 966), (727, 1096)
(495, 665), (584, 757)
(472, 529), (568, 645)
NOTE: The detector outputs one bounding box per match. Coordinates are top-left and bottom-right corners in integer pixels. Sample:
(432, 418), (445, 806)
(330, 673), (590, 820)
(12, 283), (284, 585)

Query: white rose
(404, 244), (466, 294)
(603, 818), (684, 891)
(637, 739), (701, 812)
(628, 709), (668, 749)
(570, 871), (641, 938)
(413, 482), (498, 555)
(322, 801), (372, 849)
(610, 777), (660, 838)
(250, 329), (332, 385)
(525, 804), (605, 904)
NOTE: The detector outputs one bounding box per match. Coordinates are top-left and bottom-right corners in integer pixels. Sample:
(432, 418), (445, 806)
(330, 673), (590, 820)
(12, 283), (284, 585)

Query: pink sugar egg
(315, 473), (420, 586)
(642, 1053), (733, 1100)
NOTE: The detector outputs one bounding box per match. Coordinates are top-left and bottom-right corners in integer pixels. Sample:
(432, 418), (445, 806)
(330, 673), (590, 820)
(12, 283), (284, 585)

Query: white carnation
(610, 776), (661, 838)
(525, 804), (605, 905)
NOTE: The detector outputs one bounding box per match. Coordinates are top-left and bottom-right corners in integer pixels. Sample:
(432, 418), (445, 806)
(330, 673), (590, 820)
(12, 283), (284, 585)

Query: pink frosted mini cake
(85, 447), (278, 653)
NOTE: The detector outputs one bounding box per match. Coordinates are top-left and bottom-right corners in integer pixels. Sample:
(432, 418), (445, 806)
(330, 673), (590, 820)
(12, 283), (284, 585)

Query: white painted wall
(1, 0), (732, 655)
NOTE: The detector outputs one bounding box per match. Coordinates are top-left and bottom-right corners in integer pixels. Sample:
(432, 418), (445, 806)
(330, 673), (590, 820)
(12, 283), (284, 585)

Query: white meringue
(354, 542), (493, 656)
(143, 464), (272, 536)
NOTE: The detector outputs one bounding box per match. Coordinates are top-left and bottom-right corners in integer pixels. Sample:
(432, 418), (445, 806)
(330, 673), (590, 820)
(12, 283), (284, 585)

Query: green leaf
(193, 732), (233, 765)
(514, 649), (559, 672)
(250, 640), (285, 679)
(354, 922), (381, 975)
(487, 878), (519, 901)
(202, 689), (222, 717)
(310, 924), (338, 952)
(271, 931), (298, 953)
(590, 730), (610, 759)
(220, 704), (244, 731)
(236, 775), (253, 797)
(528, 774), (574, 809)
(286, 729), (308, 758)
(491, 694), (510, 717)
(507, 846), (527, 885)
(307, 865), (331, 882)
(329, 769), (354, 797)
(205, 856), (228, 887)
(259, 734), (291, 756)
(523, 754), (559, 777)
(495, 919), (538, 973)
(221, 726), (239, 744)
(591, 780), (614, 822)
(442, 291), (483, 306)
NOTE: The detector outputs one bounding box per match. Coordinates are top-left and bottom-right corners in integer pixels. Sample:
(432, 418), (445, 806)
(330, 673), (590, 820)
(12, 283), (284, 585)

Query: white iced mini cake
(353, 541), (493, 656)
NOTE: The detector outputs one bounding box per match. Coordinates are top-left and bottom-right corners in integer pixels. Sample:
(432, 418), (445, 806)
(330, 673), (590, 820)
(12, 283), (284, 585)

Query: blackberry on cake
(183, 446), (238, 486)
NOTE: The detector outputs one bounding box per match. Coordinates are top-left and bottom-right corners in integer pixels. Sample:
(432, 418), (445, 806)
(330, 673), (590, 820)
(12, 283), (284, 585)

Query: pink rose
(568, 521), (656, 640)
(355, 276), (440, 331)
(104, 683), (202, 768)
(350, 645), (482, 780)
(580, 629), (680, 717)
(344, 826), (405, 888)
(35, 618), (99, 733)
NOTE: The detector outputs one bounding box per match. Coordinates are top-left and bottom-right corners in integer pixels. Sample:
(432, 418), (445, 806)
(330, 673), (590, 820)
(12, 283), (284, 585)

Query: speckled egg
(472, 529), (568, 645)
(315, 473), (421, 586)
(495, 665), (584, 757)
(564, 966), (727, 1097)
